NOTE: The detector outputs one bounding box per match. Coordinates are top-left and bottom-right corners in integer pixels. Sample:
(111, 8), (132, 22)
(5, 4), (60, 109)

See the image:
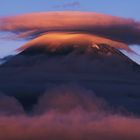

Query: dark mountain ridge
(0, 44), (140, 113)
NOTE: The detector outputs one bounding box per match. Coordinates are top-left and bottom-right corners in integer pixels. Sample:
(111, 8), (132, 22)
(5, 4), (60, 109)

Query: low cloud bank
(0, 85), (140, 140)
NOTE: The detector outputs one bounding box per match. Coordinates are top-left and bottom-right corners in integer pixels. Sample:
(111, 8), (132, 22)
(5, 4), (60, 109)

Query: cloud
(0, 11), (140, 46)
(1, 112), (140, 140)
(54, 1), (80, 9)
(33, 85), (107, 114)
(0, 92), (25, 115)
(18, 32), (131, 52)
(0, 85), (140, 140)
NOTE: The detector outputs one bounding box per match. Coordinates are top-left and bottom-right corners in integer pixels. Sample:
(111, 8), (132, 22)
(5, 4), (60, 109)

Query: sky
(0, 0), (140, 63)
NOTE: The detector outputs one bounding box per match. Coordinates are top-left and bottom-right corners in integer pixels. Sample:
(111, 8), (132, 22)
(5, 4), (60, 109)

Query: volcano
(0, 36), (140, 113)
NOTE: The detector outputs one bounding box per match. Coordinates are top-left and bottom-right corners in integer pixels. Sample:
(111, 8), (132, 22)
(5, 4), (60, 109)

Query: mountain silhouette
(0, 43), (140, 113)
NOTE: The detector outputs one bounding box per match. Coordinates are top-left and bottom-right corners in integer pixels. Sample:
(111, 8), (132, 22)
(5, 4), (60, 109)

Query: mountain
(2, 43), (139, 73)
(0, 44), (140, 113)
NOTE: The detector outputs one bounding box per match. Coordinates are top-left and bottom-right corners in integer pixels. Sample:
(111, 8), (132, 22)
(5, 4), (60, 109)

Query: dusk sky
(0, 0), (140, 64)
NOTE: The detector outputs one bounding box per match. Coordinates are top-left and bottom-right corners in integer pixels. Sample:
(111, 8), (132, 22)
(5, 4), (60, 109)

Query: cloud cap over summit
(18, 32), (130, 52)
(0, 11), (140, 46)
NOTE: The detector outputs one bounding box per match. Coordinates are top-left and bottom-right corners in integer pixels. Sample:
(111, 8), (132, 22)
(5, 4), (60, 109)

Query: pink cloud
(0, 85), (140, 140)
(0, 11), (140, 45)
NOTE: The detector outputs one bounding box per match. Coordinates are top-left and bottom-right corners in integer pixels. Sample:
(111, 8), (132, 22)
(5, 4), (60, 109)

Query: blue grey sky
(0, 0), (140, 63)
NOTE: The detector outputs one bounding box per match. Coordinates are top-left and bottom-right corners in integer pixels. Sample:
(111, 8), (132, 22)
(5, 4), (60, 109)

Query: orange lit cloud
(0, 11), (140, 45)
(18, 32), (131, 52)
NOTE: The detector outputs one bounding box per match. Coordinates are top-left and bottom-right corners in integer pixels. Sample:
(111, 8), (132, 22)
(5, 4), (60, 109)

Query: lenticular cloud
(0, 11), (140, 51)
(18, 32), (130, 52)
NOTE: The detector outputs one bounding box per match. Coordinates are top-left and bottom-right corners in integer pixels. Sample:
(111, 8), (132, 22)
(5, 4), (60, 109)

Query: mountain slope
(0, 44), (140, 113)
(2, 43), (139, 69)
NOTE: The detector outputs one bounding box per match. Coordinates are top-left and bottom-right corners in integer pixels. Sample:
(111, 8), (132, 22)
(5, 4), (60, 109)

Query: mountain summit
(2, 42), (139, 72)
(0, 40), (140, 113)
